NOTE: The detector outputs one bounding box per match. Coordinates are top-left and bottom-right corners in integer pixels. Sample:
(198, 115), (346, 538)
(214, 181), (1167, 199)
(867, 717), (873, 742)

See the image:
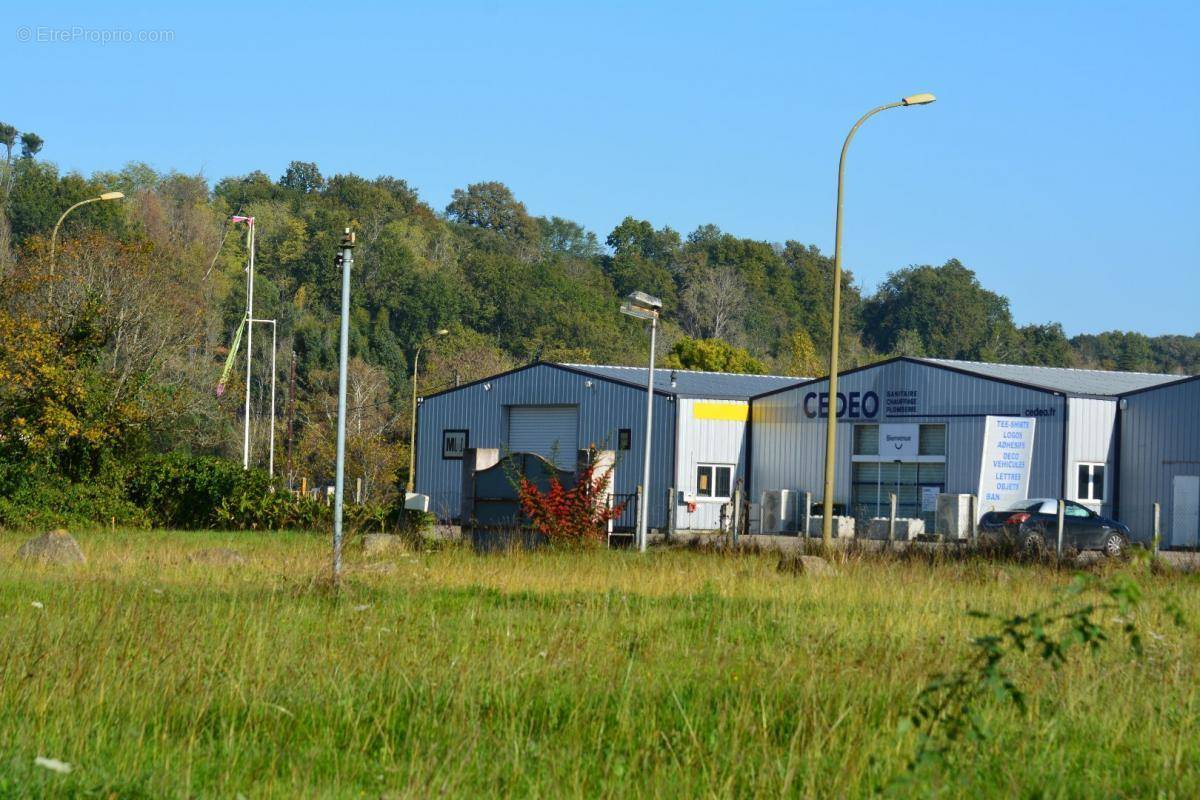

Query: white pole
(333, 229), (355, 584)
(242, 220), (255, 470)
(637, 314), (657, 552)
(268, 319), (277, 478)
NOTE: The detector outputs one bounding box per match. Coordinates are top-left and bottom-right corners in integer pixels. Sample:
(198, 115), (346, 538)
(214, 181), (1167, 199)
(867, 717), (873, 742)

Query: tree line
(1, 125), (1196, 525)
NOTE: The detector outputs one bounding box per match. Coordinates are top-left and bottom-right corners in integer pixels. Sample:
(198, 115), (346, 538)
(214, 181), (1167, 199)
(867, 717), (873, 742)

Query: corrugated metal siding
(1066, 397), (1117, 516)
(750, 360), (1066, 512)
(414, 363), (676, 527)
(674, 399), (749, 530)
(1119, 378), (1200, 546)
(507, 406), (579, 468)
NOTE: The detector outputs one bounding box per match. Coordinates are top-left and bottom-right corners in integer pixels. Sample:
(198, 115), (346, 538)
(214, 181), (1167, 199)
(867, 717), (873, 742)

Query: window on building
(919, 424), (947, 456)
(442, 429), (468, 460)
(617, 428), (631, 451)
(853, 424), (879, 456)
(1077, 463), (1105, 502)
(696, 464), (733, 499)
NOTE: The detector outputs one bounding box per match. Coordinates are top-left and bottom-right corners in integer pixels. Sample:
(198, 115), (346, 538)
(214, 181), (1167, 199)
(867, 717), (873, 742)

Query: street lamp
(820, 92), (936, 549)
(49, 191), (124, 271)
(620, 290), (663, 552)
(407, 328), (450, 494)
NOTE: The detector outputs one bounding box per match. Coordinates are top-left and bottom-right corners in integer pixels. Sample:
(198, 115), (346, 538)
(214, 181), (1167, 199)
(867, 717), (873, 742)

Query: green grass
(1, 530), (1197, 798)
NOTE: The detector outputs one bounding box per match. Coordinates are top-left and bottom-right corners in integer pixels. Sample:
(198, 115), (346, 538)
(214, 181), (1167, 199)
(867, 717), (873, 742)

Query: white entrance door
(507, 406), (579, 469)
(1172, 475), (1200, 548)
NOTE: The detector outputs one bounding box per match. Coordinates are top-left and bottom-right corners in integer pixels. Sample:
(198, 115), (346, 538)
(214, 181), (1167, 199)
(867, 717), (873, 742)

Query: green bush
(214, 488), (331, 531)
(1, 453), (431, 533)
(127, 454), (275, 529)
(0, 463), (148, 530)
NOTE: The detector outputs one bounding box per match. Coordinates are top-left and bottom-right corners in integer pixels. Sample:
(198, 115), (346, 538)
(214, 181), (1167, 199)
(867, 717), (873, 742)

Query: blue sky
(5, 1), (1198, 336)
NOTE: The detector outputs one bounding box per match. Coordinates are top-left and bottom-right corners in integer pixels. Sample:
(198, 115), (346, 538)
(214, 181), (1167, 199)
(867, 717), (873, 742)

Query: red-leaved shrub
(517, 455), (625, 546)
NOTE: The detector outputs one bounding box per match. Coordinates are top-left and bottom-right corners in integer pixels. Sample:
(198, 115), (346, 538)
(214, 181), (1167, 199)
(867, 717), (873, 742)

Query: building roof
(921, 358), (1184, 397)
(560, 363), (804, 400)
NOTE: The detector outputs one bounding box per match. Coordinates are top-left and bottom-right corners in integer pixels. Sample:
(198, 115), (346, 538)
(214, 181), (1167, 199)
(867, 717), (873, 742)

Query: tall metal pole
(243, 219), (256, 470)
(406, 344), (423, 495)
(638, 314), (657, 552)
(268, 319), (277, 478)
(332, 228), (355, 584)
(821, 100), (907, 549)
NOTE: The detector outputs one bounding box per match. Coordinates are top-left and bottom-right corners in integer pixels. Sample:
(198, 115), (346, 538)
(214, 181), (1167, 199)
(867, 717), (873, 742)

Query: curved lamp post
(407, 328), (450, 494)
(49, 191), (124, 272)
(820, 93), (935, 549)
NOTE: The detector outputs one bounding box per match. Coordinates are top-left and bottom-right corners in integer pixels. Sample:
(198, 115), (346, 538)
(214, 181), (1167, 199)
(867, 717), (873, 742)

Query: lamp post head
(621, 290), (663, 321)
(99, 191), (124, 201)
(901, 93), (936, 106)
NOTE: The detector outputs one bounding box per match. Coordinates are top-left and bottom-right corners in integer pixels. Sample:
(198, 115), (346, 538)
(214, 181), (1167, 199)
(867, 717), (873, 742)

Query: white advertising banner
(879, 423), (920, 460)
(978, 416), (1036, 513)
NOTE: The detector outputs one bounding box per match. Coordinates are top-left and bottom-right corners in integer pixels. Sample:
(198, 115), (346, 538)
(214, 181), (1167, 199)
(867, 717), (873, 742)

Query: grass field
(2, 530), (1198, 798)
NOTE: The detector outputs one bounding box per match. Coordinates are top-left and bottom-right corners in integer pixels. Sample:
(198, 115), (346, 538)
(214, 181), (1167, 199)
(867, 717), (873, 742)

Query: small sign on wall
(880, 423), (919, 460)
(921, 485), (939, 513)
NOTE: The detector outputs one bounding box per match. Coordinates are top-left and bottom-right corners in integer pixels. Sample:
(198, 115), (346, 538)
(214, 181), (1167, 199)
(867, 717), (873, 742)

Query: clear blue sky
(5, 1), (1198, 336)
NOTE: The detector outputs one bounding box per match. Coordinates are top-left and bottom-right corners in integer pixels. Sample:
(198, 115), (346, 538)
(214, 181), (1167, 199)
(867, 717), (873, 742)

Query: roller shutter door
(507, 406), (578, 468)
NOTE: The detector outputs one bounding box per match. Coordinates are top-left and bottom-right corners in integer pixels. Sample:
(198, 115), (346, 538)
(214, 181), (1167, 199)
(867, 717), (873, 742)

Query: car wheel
(1020, 529), (1046, 555)
(1101, 532), (1127, 558)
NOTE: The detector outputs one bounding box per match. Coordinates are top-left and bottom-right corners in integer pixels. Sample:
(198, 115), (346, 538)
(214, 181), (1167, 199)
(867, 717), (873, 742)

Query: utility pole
(285, 349), (297, 487)
(332, 228), (355, 585)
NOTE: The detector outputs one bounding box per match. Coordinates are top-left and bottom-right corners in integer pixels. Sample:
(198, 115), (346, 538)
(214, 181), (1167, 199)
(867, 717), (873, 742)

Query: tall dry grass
(1, 529), (1196, 798)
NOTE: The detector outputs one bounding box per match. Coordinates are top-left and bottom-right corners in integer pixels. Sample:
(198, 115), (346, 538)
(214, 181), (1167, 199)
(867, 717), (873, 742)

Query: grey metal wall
(750, 360), (1066, 511)
(415, 364), (677, 528)
(1066, 397), (1118, 517)
(673, 398), (750, 530)
(1119, 378), (1200, 545)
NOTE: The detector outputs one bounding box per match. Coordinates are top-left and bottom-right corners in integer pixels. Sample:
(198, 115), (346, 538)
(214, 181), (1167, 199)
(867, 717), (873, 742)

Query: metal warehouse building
(415, 362), (798, 530)
(1117, 375), (1200, 548)
(750, 357), (1181, 536)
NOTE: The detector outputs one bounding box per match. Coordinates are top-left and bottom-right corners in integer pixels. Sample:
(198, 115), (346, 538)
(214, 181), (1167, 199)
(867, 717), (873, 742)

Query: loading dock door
(1172, 475), (1199, 548)
(507, 406), (579, 469)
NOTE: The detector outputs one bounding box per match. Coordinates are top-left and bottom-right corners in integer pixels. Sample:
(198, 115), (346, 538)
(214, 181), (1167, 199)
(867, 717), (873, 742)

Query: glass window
(715, 466), (732, 498)
(919, 424), (946, 456)
(853, 424), (879, 456)
(1077, 463), (1106, 501)
(696, 464), (732, 499)
(917, 462), (946, 485)
(617, 428), (631, 451)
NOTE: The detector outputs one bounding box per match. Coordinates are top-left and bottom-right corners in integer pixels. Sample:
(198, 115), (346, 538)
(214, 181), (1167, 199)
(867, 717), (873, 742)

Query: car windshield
(1008, 500), (1048, 512)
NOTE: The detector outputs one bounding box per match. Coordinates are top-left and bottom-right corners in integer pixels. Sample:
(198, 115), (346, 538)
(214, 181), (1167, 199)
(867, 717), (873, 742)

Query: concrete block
(865, 516), (926, 541)
(805, 515), (856, 539)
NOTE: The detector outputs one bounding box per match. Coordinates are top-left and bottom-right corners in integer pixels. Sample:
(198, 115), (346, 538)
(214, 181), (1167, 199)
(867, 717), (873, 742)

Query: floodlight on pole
(49, 191), (125, 271)
(820, 92), (935, 551)
(620, 290), (663, 552)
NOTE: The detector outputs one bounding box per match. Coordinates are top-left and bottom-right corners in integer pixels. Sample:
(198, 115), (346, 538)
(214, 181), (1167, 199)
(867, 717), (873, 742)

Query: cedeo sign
(803, 390), (879, 419)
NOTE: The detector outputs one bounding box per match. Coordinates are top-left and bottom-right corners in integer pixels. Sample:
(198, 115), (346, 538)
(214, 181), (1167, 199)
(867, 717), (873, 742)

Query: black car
(978, 498), (1132, 557)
